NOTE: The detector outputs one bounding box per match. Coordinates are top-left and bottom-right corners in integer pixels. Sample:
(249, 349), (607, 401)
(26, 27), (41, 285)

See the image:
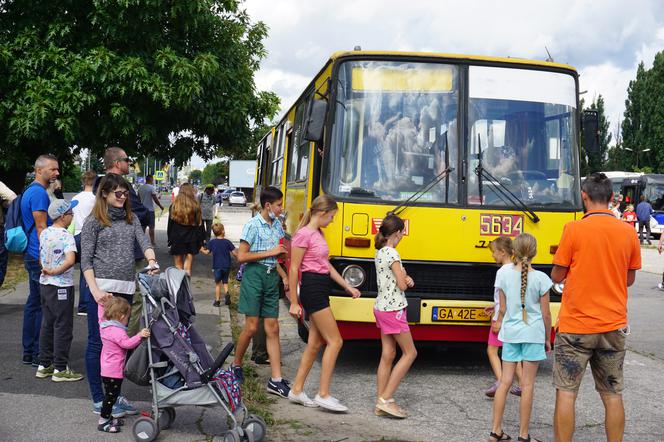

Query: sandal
(98, 419), (121, 433)
(375, 397), (407, 419)
(518, 436), (540, 442)
(112, 418), (125, 427)
(489, 431), (512, 441)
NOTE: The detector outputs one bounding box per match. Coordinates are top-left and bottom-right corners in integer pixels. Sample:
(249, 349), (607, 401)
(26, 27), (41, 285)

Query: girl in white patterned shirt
(373, 214), (417, 419)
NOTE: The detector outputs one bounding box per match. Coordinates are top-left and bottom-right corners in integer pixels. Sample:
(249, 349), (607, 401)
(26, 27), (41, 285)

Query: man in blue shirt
(20, 154), (59, 366)
(636, 195), (654, 245)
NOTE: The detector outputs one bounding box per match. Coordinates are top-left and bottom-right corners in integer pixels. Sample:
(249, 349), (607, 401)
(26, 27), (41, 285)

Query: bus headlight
(342, 265), (366, 288)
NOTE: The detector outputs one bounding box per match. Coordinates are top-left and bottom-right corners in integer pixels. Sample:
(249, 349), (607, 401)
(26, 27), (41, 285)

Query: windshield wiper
(389, 166), (455, 216)
(474, 135), (540, 223)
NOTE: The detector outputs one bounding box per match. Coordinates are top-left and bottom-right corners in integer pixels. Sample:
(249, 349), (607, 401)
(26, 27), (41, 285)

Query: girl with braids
(373, 214), (417, 419)
(485, 237), (523, 399)
(287, 194), (360, 411)
(489, 233), (552, 442)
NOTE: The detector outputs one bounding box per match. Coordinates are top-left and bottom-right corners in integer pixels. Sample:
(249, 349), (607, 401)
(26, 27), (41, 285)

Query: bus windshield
(467, 66), (580, 209)
(327, 60), (460, 204)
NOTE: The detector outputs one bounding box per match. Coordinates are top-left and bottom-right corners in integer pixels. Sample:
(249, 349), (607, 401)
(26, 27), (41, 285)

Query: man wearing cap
(35, 198), (84, 381)
(199, 184), (216, 244)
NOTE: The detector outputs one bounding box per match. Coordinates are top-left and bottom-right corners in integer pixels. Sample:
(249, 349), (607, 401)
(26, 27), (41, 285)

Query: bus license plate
(431, 306), (490, 323)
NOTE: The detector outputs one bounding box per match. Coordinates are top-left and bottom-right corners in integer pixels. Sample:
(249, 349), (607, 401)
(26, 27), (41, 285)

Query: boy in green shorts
(231, 186), (290, 398)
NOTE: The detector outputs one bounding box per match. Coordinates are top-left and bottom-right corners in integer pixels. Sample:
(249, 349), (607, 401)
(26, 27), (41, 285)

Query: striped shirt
(240, 213), (285, 267)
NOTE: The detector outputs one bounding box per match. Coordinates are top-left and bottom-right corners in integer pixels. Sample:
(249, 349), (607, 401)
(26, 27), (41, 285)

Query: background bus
(254, 50), (596, 343)
(621, 174), (664, 238)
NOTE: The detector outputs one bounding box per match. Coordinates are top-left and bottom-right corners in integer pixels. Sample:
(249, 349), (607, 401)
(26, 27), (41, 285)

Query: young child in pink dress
(97, 297), (150, 433)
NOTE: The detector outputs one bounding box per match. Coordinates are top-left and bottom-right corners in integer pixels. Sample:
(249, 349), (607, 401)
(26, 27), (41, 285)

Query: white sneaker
(658, 283), (664, 291)
(288, 390), (318, 408)
(314, 394), (348, 412)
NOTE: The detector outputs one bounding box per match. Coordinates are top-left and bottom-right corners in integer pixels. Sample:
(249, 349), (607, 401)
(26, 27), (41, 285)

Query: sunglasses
(114, 190), (129, 199)
(117, 157), (131, 164)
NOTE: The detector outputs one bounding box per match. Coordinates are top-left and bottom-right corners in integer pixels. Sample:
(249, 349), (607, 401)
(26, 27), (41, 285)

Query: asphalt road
(2, 204), (664, 441)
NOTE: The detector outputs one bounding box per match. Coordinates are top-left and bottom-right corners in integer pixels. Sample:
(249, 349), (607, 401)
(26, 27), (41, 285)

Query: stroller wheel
(217, 428), (241, 442)
(132, 416), (159, 442)
(157, 407), (175, 430)
(242, 415), (267, 442)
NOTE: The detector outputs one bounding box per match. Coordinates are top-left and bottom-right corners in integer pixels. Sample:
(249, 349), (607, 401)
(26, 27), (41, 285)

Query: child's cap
(48, 199), (78, 220)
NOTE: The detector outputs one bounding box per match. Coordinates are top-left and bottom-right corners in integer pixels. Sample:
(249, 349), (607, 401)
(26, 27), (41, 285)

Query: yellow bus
(254, 50), (595, 342)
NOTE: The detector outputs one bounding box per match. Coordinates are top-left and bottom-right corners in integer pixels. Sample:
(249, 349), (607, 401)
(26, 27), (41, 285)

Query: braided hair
(512, 233), (537, 324)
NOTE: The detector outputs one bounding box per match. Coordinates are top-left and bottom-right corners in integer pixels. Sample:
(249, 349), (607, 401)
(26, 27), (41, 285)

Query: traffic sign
(155, 170), (166, 181)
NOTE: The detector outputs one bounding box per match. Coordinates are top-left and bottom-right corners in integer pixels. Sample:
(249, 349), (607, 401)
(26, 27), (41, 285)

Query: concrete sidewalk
(0, 208), (250, 441)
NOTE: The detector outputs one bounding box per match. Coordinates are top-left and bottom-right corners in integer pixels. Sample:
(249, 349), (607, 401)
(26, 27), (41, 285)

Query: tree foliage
(0, 0), (279, 190)
(188, 169), (202, 184)
(621, 54), (664, 172)
(582, 95), (612, 175)
(202, 161), (228, 186)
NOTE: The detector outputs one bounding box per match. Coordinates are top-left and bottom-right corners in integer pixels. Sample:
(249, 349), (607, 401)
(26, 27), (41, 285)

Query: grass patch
(226, 273), (276, 425)
(1, 254), (27, 291)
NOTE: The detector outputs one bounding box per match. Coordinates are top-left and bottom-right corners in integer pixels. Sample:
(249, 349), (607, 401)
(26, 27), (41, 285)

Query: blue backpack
(3, 183), (38, 254)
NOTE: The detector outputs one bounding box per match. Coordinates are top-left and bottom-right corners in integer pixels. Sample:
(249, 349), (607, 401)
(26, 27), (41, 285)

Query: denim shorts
(502, 342), (547, 362)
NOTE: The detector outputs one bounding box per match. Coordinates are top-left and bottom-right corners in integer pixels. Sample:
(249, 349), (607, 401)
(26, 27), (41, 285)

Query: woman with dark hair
(80, 173), (158, 416)
(167, 183), (205, 276)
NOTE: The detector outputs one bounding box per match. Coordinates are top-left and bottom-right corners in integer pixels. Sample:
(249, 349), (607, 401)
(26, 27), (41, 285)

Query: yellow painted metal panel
(339, 202), (579, 264)
(351, 213), (369, 236)
(351, 66), (454, 92)
(284, 186), (305, 235)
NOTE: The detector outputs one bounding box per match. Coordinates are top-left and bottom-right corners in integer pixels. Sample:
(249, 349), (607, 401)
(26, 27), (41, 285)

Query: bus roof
(329, 50), (577, 73)
(601, 171), (643, 179)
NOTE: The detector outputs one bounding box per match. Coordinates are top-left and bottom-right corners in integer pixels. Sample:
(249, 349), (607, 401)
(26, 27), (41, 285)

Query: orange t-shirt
(553, 210), (641, 334)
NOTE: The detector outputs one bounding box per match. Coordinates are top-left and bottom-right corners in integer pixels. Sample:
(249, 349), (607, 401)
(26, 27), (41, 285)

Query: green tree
(202, 161), (228, 186)
(584, 95), (612, 174)
(188, 169), (202, 184)
(621, 62), (648, 171)
(0, 0), (279, 191)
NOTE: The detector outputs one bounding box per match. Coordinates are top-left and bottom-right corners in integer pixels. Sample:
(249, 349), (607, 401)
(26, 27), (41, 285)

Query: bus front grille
(330, 259), (560, 302)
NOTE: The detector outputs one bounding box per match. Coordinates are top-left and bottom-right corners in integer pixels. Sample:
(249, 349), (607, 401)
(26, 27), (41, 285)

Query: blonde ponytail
(297, 209), (313, 231)
(512, 233), (537, 325)
(520, 256), (529, 324)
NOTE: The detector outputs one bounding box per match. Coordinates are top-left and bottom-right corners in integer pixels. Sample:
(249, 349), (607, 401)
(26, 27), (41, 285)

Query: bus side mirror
(582, 110), (600, 155)
(303, 99), (327, 143)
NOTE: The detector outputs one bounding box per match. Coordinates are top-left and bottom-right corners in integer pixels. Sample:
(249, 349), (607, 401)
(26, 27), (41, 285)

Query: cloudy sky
(192, 0), (664, 169)
(247, 0), (664, 138)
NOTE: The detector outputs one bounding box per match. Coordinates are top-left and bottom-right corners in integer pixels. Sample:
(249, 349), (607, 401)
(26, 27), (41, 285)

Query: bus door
(621, 177), (645, 207)
(283, 95), (313, 235)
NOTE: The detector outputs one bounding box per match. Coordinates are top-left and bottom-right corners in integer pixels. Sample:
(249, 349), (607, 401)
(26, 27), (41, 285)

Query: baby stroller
(129, 267), (266, 442)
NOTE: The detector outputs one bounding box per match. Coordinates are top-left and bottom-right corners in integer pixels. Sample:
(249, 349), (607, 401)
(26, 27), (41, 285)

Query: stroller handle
(201, 342), (234, 384)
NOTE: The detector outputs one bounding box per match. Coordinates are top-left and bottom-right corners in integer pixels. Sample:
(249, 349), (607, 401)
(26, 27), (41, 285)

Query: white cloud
(244, 0), (664, 137)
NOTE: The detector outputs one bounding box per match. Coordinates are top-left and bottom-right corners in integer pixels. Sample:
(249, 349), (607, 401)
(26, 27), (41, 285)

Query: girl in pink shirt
(97, 297), (150, 433)
(287, 195), (361, 412)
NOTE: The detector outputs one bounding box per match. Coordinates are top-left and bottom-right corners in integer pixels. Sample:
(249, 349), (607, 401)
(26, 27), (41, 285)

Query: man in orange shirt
(551, 172), (641, 442)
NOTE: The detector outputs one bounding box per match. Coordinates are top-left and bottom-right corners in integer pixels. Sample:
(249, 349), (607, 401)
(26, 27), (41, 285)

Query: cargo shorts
(553, 328), (628, 394)
(238, 263), (280, 318)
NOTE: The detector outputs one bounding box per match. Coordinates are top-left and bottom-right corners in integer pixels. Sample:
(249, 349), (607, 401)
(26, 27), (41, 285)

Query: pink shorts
(374, 308), (410, 335)
(487, 320), (503, 347)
